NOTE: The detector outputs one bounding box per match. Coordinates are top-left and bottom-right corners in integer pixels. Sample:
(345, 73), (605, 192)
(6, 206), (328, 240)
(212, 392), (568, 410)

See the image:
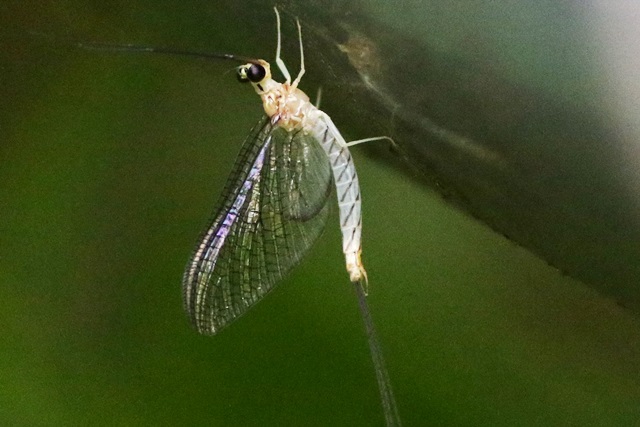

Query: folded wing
(182, 117), (333, 334)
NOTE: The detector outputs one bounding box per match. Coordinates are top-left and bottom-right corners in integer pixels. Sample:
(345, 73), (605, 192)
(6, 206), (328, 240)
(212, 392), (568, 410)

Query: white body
(239, 10), (367, 283)
(249, 60), (366, 283)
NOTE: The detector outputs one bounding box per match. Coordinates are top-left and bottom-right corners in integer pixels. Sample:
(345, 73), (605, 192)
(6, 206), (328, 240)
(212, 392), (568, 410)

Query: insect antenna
(77, 41), (259, 64)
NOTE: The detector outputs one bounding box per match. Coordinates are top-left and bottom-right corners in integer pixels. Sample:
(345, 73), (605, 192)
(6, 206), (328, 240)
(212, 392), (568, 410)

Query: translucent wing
(183, 117), (333, 335)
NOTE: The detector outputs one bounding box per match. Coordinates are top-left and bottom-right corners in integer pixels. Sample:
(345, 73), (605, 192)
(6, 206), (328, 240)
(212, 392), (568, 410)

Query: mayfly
(81, 7), (400, 425)
(183, 9), (380, 334)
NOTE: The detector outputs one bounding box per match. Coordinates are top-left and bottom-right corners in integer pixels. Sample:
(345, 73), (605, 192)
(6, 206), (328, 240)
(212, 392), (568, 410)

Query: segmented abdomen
(311, 113), (363, 259)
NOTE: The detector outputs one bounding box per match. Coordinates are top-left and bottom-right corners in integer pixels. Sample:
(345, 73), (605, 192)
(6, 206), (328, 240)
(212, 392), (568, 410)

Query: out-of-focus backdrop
(2, 0), (640, 425)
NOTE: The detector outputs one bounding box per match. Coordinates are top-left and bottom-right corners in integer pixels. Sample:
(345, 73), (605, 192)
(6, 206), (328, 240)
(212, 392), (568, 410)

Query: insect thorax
(260, 83), (315, 132)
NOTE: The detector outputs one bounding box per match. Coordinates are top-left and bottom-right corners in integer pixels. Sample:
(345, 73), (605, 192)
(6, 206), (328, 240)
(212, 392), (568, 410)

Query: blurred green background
(2, 1), (640, 425)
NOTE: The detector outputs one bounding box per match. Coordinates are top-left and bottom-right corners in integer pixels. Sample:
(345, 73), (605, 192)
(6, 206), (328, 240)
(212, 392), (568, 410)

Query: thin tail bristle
(352, 281), (401, 426)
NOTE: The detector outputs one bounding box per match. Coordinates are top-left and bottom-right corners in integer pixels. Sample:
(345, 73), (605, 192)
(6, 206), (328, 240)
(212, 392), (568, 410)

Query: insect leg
(291, 17), (305, 88)
(273, 7), (292, 84)
(345, 136), (397, 148)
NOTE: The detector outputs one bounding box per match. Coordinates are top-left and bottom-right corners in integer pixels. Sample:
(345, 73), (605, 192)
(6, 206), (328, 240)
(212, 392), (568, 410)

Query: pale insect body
(240, 57), (367, 284)
(183, 8), (377, 334)
(239, 12), (369, 284)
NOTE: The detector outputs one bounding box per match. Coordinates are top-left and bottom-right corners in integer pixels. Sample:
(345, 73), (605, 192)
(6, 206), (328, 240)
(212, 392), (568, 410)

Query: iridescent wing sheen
(182, 117), (333, 335)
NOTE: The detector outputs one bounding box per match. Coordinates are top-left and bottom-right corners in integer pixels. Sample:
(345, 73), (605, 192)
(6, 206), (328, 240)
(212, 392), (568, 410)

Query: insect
(181, 8), (392, 335)
(81, 8), (400, 425)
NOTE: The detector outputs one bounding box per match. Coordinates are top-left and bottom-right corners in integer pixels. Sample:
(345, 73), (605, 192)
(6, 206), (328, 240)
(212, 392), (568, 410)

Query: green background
(2, 1), (640, 425)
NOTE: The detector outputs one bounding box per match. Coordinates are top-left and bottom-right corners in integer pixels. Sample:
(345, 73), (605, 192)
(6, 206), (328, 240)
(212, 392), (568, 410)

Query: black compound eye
(245, 63), (266, 83)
